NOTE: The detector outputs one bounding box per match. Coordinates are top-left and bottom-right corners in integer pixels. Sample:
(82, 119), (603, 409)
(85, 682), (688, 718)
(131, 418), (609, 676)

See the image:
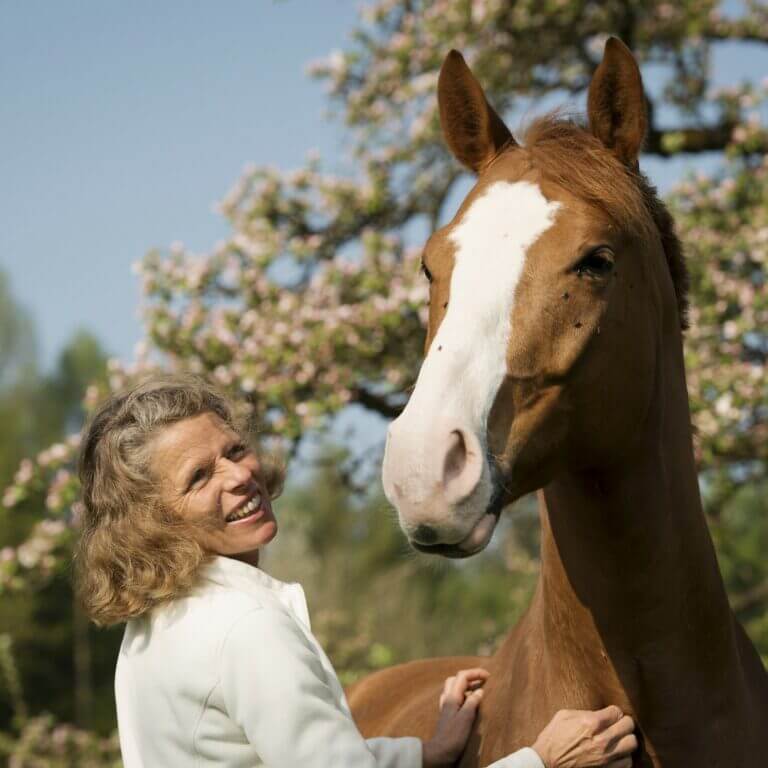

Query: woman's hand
(422, 668), (489, 768)
(531, 706), (638, 768)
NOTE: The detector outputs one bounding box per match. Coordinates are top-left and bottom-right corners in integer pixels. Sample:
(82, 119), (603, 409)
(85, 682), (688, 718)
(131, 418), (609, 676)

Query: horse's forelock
(519, 114), (689, 330)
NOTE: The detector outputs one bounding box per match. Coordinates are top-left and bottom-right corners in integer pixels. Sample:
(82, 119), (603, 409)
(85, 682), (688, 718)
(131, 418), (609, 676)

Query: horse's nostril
(444, 430), (468, 484)
(440, 427), (483, 505)
(413, 524), (439, 545)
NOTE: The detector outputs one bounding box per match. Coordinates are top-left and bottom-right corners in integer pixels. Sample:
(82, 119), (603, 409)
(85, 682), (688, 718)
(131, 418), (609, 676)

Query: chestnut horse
(349, 39), (768, 767)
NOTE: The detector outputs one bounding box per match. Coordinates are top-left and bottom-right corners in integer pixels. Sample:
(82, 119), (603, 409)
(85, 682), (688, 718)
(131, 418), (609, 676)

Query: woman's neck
(228, 549), (261, 568)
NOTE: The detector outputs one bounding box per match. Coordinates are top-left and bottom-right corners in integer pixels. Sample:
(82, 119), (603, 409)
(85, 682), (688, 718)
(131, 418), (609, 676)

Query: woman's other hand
(423, 668), (490, 768)
(531, 706), (638, 768)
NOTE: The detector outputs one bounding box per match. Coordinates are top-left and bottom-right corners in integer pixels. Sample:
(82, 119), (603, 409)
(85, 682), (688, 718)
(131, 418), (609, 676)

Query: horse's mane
(520, 115), (689, 330)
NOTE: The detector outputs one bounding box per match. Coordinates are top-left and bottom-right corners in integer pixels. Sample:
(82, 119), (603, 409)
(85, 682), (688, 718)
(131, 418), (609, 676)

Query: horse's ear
(438, 50), (515, 174)
(587, 37), (647, 167)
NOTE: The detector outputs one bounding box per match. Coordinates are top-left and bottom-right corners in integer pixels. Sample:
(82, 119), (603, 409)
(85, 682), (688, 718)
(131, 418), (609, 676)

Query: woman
(76, 374), (637, 768)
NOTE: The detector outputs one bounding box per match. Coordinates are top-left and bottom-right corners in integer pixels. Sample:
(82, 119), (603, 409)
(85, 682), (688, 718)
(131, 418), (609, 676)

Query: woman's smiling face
(152, 411), (277, 564)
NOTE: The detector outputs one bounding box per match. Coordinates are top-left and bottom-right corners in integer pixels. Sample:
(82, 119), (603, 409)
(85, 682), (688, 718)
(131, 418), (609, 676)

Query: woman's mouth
(225, 493), (265, 525)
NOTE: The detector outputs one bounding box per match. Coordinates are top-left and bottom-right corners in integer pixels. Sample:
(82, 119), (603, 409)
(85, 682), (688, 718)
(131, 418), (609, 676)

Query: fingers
(448, 670), (483, 708)
(439, 667), (489, 711)
(439, 668), (489, 713)
(461, 688), (484, 711)
(596, 712), (637, 763)
(439, 676), (456, 710)
(609, 733), (638, 758)
(454, 689), (483, 726)
(443, 676), (466, 710)
(454, 668), (490, 687)
(451, 668), (489, 696)
(592, 704), (625, 730)
(601, 714), (636, 748)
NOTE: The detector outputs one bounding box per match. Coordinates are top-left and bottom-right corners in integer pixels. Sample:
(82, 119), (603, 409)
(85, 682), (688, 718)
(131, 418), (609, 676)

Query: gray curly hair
(75, 373), (284, 626)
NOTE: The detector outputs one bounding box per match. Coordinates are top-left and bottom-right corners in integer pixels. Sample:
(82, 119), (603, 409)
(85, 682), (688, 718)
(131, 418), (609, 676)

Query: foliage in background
(1, 0), (766, 763)
(0, 273), (121, 760)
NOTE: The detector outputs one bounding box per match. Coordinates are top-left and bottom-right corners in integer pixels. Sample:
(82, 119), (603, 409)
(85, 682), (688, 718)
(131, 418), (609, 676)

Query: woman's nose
(222, 458), (253, 491)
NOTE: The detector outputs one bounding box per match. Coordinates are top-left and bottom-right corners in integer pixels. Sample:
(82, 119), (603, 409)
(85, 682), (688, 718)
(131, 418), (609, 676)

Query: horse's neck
(502, 330), (746, 741)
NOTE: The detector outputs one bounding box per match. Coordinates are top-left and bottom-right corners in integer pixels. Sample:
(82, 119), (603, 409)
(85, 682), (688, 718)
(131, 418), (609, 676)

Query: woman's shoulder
(119, 584), (270, 665)
(169, 584), (311, 671)
(124, 558), (307, 652)
(169, 579), (271, 635)
(195, 557), (309, 623)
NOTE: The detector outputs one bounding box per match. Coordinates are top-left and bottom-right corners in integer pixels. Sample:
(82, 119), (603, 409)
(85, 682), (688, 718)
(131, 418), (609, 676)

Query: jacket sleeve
(366, 738), (424, 768)
(219, 608), (422, 768)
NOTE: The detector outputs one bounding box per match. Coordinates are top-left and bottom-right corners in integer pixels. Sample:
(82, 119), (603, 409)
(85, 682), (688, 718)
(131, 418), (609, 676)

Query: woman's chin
(210, 516), (278, 563)
(256, 519), (278, 547)
(226, 522), (277, 565)
(234, 517), (277, 553)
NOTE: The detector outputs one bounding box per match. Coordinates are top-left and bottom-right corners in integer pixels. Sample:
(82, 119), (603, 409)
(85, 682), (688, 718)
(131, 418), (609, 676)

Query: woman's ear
(587, 37), (647, 168)
(438, 50), (515, 174)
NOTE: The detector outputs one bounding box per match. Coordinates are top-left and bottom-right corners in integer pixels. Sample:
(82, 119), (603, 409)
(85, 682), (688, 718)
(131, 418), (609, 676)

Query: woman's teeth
(225, 494), (262, 523)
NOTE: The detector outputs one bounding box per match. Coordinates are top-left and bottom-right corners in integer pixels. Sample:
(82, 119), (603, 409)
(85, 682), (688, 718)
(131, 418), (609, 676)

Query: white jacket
(115, 555), (544, 768)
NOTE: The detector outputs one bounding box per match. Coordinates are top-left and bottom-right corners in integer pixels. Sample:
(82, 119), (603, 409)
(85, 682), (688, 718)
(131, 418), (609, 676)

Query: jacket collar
(200, 555), (311, 629)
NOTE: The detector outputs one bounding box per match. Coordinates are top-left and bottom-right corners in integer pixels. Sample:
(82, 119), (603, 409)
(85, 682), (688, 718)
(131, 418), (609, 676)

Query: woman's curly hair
(75, 373), (284, 626)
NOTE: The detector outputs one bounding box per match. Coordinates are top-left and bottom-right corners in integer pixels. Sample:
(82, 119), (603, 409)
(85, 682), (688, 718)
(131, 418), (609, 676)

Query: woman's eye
(229, 443), (247, 459)
(189, 468), (207, 488)
(574, 248), (614, 278)
(420, 261), (433, 283)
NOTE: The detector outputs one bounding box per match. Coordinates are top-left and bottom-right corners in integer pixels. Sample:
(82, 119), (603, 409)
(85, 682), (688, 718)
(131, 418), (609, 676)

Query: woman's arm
(219, 607), (421, 768)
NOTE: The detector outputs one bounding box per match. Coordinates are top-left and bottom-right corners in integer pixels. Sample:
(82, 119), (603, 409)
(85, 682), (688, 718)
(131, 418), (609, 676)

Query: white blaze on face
(384, 180), (560, 523)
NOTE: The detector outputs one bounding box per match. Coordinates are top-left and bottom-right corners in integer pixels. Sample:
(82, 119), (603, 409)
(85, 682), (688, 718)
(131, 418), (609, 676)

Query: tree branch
(645, 123), (768, 156)
(351, 386), (404, 418)
(704, 21), (768, 44)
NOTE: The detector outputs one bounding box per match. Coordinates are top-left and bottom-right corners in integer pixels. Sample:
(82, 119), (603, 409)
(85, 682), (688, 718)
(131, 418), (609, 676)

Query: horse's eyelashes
(574, 247), (615, 278)
(420, 261), (433, 283)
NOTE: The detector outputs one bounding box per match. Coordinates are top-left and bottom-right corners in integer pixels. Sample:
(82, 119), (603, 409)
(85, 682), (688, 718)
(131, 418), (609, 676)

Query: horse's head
(383, 38), (687, 557)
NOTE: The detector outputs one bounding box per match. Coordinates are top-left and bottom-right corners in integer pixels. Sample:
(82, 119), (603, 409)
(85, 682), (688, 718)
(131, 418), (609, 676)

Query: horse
(348, 38), (768, 767)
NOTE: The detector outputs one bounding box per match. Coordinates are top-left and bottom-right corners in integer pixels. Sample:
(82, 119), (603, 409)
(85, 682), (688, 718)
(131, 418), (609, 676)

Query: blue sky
(2, 1), (767, 371)
(1, 0), (360, 368)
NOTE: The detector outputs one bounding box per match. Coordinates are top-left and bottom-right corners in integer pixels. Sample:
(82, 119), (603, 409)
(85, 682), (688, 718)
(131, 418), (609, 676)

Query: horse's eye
(574, 247), (614, 278)
(420, 261), (433, 283)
